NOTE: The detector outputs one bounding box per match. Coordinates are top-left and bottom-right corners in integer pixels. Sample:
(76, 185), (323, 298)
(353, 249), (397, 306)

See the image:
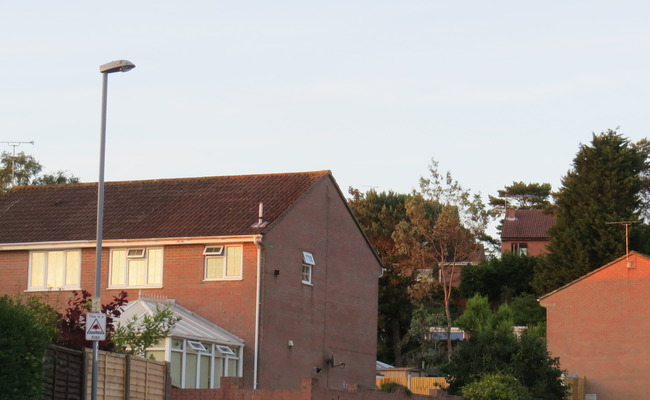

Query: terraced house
(0, 170), (381, 391)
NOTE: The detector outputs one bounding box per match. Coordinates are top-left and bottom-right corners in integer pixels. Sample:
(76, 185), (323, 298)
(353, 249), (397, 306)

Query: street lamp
(92, 59), (135, 400)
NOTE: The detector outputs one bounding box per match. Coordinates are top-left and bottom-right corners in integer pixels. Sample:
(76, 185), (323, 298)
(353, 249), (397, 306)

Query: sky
(2, 1), (650, 204)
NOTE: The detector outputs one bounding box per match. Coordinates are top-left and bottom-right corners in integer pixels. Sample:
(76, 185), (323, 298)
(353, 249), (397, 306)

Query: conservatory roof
(115, 297), (244, 347)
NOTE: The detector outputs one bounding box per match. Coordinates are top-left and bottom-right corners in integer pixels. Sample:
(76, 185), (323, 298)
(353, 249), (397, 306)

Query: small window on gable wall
(302, 251), (315, 285)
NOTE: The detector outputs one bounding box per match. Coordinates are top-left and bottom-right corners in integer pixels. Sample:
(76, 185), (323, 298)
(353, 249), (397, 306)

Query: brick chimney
(506, 208), (517, 221)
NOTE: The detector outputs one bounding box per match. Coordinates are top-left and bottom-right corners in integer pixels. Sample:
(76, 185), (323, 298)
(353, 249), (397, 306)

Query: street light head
(99, 60), (136, 74)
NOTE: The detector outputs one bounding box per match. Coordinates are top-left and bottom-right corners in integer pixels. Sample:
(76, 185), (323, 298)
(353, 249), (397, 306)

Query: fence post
(82, 348), (88, 400)
(125, 354), (131, 400)
(164, 362), (172, 400)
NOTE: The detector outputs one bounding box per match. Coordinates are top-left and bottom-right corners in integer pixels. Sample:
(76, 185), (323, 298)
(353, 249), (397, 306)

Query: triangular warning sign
(86, 317), (105, 335)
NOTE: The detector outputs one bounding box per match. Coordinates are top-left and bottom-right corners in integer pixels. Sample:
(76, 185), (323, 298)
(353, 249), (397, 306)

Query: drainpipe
(253, 235), (263, 389)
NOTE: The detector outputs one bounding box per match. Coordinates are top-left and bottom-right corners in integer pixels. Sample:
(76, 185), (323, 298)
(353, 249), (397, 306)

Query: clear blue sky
(2, 1), (649, 202)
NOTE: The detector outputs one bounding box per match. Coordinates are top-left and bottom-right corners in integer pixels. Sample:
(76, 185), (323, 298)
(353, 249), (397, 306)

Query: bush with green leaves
(379, 381), (412, 396)
(445, 295), (568, 400)
(0, 295), (58, 400)
(462, 374), (532, 400)
(112, 303), (180, 357)
(459, 252), (538, 305)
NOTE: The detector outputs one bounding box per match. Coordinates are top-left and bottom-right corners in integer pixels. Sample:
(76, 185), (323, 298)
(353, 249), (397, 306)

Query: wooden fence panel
(129, 356), (167, 399)
(566, 376), (586, 400)
(43, 345), (84, 400)
(410, 377), (448, 394)
(376, 377), (407, 388)
(83, 348), (168, 400)
(376, 377), (447, 396)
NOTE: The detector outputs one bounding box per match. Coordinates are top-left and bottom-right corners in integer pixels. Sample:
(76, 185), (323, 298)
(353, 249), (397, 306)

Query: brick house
(500, 208), (555, 256)
(0, 171), (381, 391)
(539, 252), (650, 400)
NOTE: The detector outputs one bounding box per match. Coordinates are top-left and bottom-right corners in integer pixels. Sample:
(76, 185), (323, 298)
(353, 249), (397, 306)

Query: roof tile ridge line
(539, 251), (650, 301)
(96, 170), (332, 185)
(255, 170), (333, 234)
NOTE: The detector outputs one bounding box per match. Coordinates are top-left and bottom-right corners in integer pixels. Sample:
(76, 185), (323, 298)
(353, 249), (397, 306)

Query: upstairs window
(110, 248), (163, 288)
(204, 245), (242, 280)
(511, 243), (528, 256)
(302, 251), (315, 285)
(29, 250), (81, 291)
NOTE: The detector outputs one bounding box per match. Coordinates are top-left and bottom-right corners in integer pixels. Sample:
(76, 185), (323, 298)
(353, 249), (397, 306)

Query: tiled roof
(501, 209), (556, 240)
(0, 171), (330, 244)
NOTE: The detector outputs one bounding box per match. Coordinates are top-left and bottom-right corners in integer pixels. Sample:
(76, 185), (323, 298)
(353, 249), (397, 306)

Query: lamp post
(92, 59), (135, 400)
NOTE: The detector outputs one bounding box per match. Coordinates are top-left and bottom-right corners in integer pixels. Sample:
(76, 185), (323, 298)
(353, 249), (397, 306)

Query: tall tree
(0, 151), (42, 191)
(533, 130), (650, 294)
(32, 170), (80, 185)
(394, 160), (489, 362)
(489, 181), (552, 212)
(0, 151), (79, 193)
(348, 189), (414, 365)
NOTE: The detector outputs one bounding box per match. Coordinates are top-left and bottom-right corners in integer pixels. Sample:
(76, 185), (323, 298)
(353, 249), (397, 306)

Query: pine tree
(533, 130), (650, 294)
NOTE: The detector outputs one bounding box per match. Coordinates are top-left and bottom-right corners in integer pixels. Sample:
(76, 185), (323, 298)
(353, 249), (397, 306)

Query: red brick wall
(0, 248), (111, 311)
(170, 378), (458, 400)
(0, 244), (260, 387)
(258, 178), (380, 390)
(500, 240), (549, 256)
(127, 243), (259, 388)
(541, 253), (650, 400)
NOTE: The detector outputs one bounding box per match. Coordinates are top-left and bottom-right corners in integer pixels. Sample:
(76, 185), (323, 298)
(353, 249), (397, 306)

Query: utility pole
(0, 140), (35, 186)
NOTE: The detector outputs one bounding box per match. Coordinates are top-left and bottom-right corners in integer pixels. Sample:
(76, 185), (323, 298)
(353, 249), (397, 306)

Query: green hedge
(0, 296), (57, 400)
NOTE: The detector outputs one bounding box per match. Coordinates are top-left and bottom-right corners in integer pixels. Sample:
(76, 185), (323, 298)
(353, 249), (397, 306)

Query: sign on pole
(86, 313), (106, 341)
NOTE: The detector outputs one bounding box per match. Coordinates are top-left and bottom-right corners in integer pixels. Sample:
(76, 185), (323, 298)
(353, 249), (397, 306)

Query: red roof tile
(0, 171), (330, 244)
(501, 209), (555, 240)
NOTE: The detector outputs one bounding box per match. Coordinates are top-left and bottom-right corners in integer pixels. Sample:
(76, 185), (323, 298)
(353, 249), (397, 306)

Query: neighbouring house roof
(501, 209), (556, 241)
(539, 251), (649, 302)
(376, 361), (394, 371)
(0, 171), (330, 244)
(115, 297), (245, 346)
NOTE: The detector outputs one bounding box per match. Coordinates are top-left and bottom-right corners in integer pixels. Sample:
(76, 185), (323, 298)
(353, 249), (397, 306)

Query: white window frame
(216, 345), (236, 356)
(512, 242), (528, 256)
(188, 340), (208, 352)
(167, 338), (241, 389)
(109, 247), (164, 289)
(203, 246), (224, 256)
(203, 245), (243, 281)
(27, 249), (81, 291)
(302, 251), (315, 285)
(127, 248), (145, 258)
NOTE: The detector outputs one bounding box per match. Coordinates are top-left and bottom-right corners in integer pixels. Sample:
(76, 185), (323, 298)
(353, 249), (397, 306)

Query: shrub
(0, 295), (57, 400)
(379, 381), (412, 396)
(462, 374), (532, 400)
